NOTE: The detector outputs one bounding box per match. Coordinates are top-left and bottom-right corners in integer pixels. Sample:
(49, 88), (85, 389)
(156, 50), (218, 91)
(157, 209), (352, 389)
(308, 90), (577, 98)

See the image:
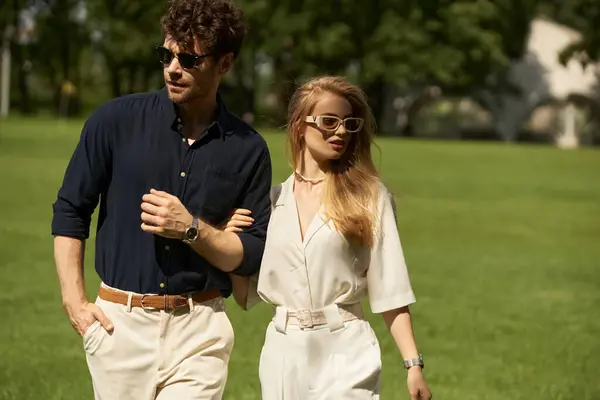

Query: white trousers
(258, 305), (382, 399)
(82, 284), (235, 400)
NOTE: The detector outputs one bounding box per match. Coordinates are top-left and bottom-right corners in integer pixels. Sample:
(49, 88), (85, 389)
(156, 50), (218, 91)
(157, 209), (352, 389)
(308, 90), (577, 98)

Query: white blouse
(246, 174), (416, 313)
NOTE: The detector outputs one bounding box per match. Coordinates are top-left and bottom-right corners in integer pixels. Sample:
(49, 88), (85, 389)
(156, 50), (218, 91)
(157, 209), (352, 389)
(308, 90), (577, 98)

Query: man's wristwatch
(182, 217), (199, 244)
(403, 354), (424, 370)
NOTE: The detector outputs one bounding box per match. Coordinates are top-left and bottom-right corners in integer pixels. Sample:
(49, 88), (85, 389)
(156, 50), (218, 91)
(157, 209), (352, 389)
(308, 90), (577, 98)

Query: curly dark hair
(160, 0), (246, 59)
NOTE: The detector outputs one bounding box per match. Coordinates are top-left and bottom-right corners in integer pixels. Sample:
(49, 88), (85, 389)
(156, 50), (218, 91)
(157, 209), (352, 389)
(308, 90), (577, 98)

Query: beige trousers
(82, 284), (234, 400)
(258, 304), (382, 399)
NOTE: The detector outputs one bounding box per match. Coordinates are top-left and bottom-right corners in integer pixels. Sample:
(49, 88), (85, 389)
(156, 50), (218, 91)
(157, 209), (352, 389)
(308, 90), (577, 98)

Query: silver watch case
(182, 217), (199, 244)
(403, 354), (424, 369)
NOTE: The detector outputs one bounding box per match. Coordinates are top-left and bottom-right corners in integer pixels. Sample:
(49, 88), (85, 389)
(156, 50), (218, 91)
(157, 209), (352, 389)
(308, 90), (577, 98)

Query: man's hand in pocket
(64, 301), (113, 336)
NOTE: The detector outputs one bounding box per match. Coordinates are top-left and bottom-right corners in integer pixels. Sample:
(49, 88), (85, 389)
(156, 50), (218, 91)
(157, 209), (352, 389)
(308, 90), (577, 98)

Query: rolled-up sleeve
(367, 186), (416, 313)
(232, 143), (272, 276)
(51, 105), (114, 239)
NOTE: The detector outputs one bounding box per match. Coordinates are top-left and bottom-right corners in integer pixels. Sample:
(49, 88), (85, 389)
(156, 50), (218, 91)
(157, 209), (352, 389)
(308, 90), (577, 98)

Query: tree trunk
(109, 65), (122, 98)
(57, 3), (71, 114)
(73, 56), (82, 115)
(128, 64), (136, 94)
(232, 46), (256, 121)
(364, 77), (385, 134)
(0, 25), (13, 118)
(141, 65), (152, 92)
(272, 40), (298, 125)
(16, 44), (32, 114)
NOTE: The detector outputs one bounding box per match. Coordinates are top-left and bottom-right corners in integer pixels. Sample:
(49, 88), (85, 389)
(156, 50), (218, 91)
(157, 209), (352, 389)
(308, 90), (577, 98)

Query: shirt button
(180, 172), (186, 178)
(177, 117), (182, 123)
(165, 245), (170, 251)
(182, 138), (186, 142)
(159, 283), (165, 288)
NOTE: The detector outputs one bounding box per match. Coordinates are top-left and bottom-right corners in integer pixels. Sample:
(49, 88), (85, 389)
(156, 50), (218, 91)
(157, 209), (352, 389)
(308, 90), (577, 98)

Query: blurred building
(382, 17), (600, 147)
(510, 17), (599, 148)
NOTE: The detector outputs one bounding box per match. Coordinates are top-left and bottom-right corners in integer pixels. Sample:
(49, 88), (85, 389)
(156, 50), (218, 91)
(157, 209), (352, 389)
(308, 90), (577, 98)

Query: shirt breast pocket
(195, 166), (244, 226)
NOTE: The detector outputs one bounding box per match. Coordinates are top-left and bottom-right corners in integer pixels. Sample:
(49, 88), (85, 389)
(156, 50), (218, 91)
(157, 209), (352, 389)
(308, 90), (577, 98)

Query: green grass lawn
(0, 116), (599, 400)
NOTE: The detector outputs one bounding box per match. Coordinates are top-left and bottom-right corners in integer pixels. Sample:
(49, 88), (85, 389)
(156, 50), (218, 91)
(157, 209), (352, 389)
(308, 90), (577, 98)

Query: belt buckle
(140, 295), (153, 311)
(297, 309), (314, 329)
(140, 294), (170, 311)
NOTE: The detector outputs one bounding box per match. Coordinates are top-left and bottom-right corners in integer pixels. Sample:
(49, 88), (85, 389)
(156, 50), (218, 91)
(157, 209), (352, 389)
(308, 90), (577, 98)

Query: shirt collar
(158, 86), (233, 137)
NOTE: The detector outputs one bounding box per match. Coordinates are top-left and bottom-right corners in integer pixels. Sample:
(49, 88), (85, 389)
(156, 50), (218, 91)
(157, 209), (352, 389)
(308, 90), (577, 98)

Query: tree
(85, 0), (166, 98)
(232, 0), (518, 128)
(470, 0), (542, 141)
(356, 0), (538, 137)
(0, 0), (23, 118)
(27, 0), (90, 115)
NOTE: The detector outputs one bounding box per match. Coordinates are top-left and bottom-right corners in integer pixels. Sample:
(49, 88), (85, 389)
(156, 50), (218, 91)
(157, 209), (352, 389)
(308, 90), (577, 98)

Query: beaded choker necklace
(294, 171), (325, 184)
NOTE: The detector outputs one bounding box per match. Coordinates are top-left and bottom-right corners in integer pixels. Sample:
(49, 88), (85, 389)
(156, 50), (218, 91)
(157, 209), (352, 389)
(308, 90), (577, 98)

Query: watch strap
(182, 217), (199, 243)
(403, 354), (424, 369)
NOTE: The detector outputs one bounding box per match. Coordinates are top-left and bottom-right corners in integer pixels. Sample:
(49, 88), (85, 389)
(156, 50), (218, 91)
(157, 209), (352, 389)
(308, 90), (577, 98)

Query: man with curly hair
(51, 0), (271, 398)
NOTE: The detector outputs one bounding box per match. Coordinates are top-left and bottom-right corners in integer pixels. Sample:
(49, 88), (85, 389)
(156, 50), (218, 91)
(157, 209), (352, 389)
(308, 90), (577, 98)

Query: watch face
(186, 227), (198, 241)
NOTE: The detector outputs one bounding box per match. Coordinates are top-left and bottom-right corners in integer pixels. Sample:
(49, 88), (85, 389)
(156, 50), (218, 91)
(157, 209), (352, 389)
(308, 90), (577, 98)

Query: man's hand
(64, 301), (113, 337)
(140, 189), (194, 239)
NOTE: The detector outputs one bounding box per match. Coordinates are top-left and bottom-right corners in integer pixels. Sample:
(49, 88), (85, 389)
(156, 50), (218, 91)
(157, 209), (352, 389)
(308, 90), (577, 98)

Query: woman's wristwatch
(403, 354), (424, 369)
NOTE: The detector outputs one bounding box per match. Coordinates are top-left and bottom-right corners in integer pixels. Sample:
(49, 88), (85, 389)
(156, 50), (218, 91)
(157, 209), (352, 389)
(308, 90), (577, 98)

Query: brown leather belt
(98, 285), (222, 311)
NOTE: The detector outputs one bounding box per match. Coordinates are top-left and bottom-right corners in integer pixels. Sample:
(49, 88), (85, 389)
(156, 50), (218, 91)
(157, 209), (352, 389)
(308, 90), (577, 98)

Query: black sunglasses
(155, 45), (212, 69)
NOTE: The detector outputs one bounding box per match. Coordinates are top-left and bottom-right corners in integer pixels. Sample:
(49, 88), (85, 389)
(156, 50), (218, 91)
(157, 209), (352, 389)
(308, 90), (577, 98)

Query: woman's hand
(407, 367), (432, 400)
(219, 208), (254, 309)
(381, 308), (432, 400)
(220, 208), (254, 233)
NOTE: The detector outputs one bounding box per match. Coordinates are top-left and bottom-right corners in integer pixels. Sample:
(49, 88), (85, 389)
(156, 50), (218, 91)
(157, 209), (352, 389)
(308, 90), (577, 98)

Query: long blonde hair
(287, 76), (381, 248)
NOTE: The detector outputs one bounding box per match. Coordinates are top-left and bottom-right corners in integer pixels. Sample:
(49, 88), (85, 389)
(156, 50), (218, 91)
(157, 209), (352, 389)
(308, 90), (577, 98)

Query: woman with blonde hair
(226, 75), (432, 399)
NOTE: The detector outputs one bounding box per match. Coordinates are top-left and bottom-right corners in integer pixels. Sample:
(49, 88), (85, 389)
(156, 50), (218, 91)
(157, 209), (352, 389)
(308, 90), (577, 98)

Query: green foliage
(3, 0), (598, 131)
(233, 0), (530, 90)
(0, 0), (17, 31)
(85, 0), (165, 62)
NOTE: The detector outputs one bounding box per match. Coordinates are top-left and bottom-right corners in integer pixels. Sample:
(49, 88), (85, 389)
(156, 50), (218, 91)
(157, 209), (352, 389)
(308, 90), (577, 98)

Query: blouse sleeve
(367, 186), (417, 313)
(244, 272), (261, 310)
(244, 184), (283, 311)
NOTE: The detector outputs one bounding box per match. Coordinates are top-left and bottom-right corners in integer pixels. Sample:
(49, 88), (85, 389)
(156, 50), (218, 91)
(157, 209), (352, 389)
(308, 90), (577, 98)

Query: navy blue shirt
(51, 88), (272, 296)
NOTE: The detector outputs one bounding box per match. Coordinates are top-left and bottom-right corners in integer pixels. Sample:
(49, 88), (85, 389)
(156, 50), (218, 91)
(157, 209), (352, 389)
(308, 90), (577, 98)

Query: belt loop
(126, 292), (133, 313)
(323, 304), (344, 332)
(187, 293), (194, 312)
(274, 306), (288, 333)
